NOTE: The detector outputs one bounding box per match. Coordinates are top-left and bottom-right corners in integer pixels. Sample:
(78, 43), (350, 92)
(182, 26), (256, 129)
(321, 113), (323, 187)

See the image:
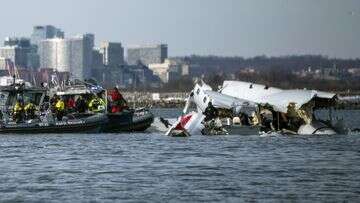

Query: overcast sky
(1, 0), (359, 58)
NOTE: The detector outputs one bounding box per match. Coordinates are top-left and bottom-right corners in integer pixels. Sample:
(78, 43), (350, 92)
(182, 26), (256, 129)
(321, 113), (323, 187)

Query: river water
(0, 109), (359, 202)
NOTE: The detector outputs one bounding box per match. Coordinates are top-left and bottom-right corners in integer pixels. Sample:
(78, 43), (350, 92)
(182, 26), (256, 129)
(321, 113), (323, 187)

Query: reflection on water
(0, 109), (359, 202)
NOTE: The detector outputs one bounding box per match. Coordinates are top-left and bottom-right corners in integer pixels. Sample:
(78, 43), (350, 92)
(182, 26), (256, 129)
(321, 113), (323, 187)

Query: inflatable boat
(0, 113), (108, 134)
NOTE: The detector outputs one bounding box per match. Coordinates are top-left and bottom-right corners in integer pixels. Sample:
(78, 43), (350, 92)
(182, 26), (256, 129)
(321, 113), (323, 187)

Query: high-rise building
(99, 42), (124, 66)
(74, 33), (94, 79)
(38, 34), (94, 80)
(92, 48), (104, 69)
(0, 46), (29, 68)
(127, 44), (168, 65)
(31, 25), (64, 46)
(2, 37), (40, 69)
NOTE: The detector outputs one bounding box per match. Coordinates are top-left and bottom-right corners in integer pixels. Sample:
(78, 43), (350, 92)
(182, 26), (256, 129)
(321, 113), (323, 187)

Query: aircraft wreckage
(164, 80), (345, 136)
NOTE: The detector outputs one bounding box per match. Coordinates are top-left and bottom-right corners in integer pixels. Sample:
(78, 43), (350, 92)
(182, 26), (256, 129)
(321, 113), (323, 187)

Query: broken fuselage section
(167, 80), (343, 136)
(166, 81), (260, 136)
(221, 81), (344, 135)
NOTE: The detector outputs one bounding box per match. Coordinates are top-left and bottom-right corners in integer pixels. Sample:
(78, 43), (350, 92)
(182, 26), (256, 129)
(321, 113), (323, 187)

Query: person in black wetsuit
(203, 102), (219, 122)
(75, 96), (87, 113)
(160, 117), (171, 128)
(260, 112), (274, 132)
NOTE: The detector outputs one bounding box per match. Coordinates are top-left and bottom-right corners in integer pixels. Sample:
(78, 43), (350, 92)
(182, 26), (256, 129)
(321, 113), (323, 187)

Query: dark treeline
(163, 55), (360, 93)
(233, 68), (360, 92)
(177, 55), (360, 74)
(130, 55), (360, 93)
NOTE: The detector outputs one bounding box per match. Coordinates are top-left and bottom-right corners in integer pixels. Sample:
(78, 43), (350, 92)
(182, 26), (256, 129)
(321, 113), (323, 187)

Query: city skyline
(0, 0), (359, 58)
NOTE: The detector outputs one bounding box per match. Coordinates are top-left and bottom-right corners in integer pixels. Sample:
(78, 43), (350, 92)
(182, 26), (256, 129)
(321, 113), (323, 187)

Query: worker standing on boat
(88, 94), (106, 113)
(108, 87), (128, 113)
(13, 99), (25, 123)
(55, 97), (65, 121)
(66, 96), (76, 113)
(50, 94), (59, 113)
(24, 101), (36, 120)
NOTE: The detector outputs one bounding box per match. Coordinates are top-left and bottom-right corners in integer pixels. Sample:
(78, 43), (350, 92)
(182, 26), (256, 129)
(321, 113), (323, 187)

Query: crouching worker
(203, 102), (218, 122)
(13, 99), (25, 123)
(88, 95), (106, 113)
(55, 97), (65, 121)
(24, 101), (36, 120)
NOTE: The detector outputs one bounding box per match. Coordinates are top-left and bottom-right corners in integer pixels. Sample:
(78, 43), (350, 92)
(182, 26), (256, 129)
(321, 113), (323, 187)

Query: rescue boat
(0, 113), (107, 134)
(0, 83), (108, 134)
(55, 80), (154, 133)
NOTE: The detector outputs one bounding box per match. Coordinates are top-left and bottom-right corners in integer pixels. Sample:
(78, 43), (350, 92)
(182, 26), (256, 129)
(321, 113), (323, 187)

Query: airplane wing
(221, 80), (337, 113)
(257, 90), (316, 113)
(204, 90), (257, 111)
(221, 80), (283, 103)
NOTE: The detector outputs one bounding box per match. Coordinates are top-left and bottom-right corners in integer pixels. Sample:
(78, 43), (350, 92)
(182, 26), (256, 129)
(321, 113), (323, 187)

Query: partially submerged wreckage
(165, 80), (345, 136)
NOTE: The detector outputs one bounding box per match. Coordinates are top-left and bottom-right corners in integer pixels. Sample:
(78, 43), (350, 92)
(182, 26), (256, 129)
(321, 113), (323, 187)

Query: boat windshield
(6, 92), (44, 106)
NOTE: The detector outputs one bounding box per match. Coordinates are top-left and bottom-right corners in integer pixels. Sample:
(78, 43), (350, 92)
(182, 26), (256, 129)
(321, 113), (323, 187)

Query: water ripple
(0, 109), (358, 201)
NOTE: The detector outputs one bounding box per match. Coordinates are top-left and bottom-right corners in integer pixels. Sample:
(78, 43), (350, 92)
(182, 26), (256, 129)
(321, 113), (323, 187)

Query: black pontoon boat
(56, 80), (154, 133)
(0, 113), (107, 134)
(0, 83), (108, 134)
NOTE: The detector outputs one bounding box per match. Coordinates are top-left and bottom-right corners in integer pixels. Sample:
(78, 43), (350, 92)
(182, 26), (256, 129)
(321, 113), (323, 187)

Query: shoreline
(122, 91), (360, 109)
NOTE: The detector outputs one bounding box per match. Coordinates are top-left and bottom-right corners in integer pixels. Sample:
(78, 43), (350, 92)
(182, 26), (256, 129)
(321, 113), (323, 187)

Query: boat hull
(0, 114), (108, 134)
(103, 109), (154, 133)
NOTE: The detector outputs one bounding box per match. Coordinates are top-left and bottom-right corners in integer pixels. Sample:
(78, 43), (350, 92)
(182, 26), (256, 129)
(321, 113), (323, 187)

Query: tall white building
(38, 34), (94, 80)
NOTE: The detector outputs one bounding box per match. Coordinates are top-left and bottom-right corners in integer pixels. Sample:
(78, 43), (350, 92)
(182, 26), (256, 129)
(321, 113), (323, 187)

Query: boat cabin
(0, 83), (47, 114)
(55, 82), (107, 114)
